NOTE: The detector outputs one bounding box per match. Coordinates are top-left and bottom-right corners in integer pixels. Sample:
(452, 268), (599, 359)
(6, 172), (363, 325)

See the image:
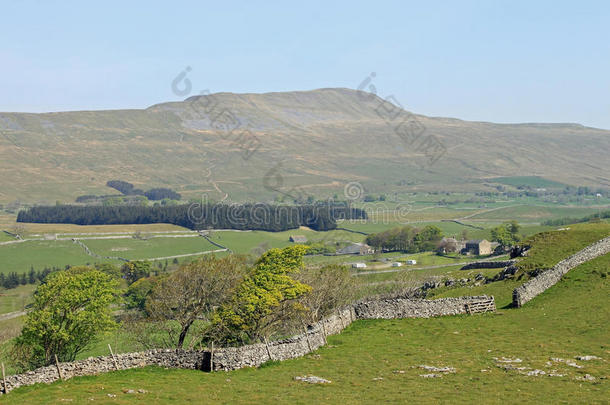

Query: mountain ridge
(0, 88), (608, 203)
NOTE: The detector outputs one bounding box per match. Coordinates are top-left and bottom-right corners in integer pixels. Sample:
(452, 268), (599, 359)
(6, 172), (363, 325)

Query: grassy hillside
(3, 251), (608, 403)
(1, 88), (609, 204)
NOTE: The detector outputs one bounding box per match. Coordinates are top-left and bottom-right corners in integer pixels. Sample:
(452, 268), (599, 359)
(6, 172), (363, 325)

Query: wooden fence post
(108, 344), (119, 370)
(302, 326), (312, 352)
(1, 362), (7, 395)
(54, 354), (64, 380)
(210, 341), (215, 372)
(264, 337), (273, 361)
(321, 321), (328, 345)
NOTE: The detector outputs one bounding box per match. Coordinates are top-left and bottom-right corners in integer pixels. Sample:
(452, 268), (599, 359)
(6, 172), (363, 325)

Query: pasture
(82, 236), (222, 261)
(3, 252), (608, 404)
(0, 240), (104, 276)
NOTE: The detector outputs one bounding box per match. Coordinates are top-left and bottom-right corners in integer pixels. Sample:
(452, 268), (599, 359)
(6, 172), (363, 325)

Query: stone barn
(462, 239), (492, 255)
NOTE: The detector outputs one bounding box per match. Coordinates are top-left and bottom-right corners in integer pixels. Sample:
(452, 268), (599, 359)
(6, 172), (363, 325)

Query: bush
(12, 267), (118, 369)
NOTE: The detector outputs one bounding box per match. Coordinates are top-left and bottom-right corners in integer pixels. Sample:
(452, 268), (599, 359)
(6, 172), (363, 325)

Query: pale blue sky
(1, 0), (609, 128)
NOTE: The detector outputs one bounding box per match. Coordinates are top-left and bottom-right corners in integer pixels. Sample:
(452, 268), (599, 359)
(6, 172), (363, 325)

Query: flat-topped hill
(1, 88), (608, 203)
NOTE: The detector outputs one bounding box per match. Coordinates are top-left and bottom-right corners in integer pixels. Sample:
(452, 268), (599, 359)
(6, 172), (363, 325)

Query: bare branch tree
(296, 264), (356, 324)
(145, 255), (247, 348)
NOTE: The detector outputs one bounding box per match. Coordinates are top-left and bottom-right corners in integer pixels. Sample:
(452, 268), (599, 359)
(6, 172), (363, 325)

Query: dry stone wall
(1, 349), (206, 395)
(354, 296), (494, 319)
(512, 236), (610, 307)
(1, 297), (493, 395)
(460, 260), (515, 270)
(213, 307), (355, 370)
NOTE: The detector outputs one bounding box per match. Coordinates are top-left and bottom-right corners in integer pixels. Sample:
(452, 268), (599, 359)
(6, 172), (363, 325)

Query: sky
(1, 0), (609, 129)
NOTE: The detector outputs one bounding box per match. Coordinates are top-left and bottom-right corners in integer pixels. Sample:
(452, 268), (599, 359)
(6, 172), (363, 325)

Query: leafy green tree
(212, 246), (312, 344)
(125, 276), (157, 311)
(491, 221), (521, 248)
(13, 267), (118, 368)
(121, 261), (151, 284)
(506, 220), (521, 235)
(95, 263), (121, 279)
(413, 225), (444, 252)
(366, 225), (416, 252)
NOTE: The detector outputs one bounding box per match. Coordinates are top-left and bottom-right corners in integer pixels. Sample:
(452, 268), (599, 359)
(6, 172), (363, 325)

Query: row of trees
(11, 246), (356, 369)
(0, 267), (58, 289)
(542, 210), (610, 226)
(17, 203), (367, 232)
(125, 246), (355, 348)
(365, 225), (444, 253)
(106, 180), (182, 201)
(0, 260), (162, 292)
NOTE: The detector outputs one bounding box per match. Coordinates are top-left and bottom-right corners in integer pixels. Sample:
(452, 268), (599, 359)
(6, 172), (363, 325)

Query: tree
(296, 265), (356, 324)
(106, 180), (136, 195)
(506, 220), (521, 235)
(121, 261), (151, 284)
(146, 255), (247, 348)
(491, 221), (521, 249)
(366, 225), (415, 252)
(212, 246), (312, 344)
(6, 272), (20, 288)
(28, 268), (37, 284)
(13, 267), (118, 368)
(144, 188), (181, 201)
(437, 237), (458, 254)
(95, 263), (121, 279)
(125, 276), (157, 311)
(413, 225), (443, 252)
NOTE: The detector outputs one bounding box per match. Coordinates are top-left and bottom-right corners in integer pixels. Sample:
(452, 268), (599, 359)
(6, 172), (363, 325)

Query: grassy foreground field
(3, 255), (608, 403)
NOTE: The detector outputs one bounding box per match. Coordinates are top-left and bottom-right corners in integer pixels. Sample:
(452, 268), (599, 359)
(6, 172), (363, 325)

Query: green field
(0, 284), (35, 315)
(517, 222), (610, 273)
(0, 216), (561, 276)
(354, 264), (506, 298)
(466, 205), (605, 222)
(336, 219), (486, 236)
(4, 251), (608, 403)
(83, 237), (222, 261)
(209, 228), (366, 255)
(338, 219), (554, 239)
(0, 240), (105, 275)
(0, 232), (17, 242)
